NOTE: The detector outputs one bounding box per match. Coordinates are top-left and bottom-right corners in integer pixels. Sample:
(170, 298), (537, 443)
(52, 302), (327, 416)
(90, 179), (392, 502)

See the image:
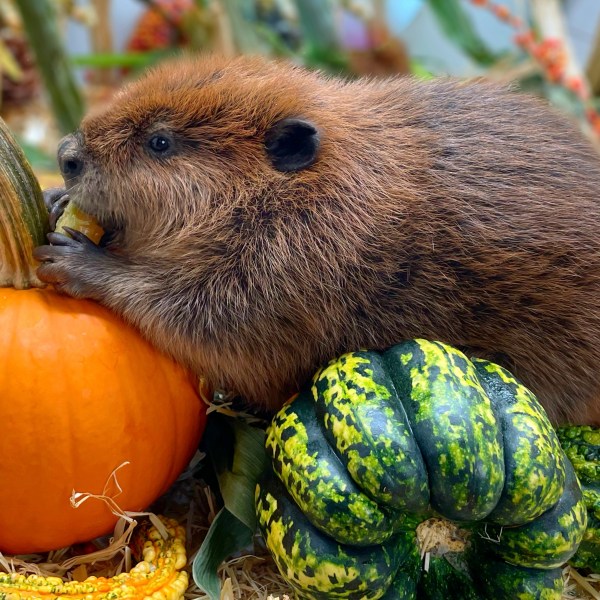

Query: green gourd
(257, 339), (588, 599)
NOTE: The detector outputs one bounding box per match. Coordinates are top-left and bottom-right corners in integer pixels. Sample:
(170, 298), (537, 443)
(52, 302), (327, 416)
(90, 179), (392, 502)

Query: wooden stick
(530, 0), (582, 81)
(90, 0), (114, 86)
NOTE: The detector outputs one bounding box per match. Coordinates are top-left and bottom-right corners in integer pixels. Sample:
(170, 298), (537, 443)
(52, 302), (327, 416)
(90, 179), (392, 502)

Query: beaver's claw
(43, 187), (70, 231)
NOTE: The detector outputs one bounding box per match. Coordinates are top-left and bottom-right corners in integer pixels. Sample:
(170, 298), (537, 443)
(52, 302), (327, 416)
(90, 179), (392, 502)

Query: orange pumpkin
(0, 288), (206, 554)
(0, 118), (207, 554)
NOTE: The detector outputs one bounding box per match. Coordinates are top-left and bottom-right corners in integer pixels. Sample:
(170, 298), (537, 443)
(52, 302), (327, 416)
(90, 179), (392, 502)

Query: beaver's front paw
(33, 228), (108, 300)
(42, 187), (72, 231)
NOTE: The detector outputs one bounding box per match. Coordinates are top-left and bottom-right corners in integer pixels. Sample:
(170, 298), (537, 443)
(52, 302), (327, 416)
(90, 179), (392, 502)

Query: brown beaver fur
(34, 55), (600, 425)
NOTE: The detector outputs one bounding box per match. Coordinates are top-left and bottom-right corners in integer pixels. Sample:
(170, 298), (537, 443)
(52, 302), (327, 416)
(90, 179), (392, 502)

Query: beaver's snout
(58, 132), (85, 184)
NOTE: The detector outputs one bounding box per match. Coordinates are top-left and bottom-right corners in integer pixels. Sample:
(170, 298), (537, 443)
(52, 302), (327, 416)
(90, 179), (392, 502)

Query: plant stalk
(0, 117), (48, 289)
(218, 0), (266, 54)
(292, 0), (348, 72)
(13, 0), (84, 134)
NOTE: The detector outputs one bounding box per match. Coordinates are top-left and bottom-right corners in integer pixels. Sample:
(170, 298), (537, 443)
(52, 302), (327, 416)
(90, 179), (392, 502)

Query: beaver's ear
(265, 118), (320, 172)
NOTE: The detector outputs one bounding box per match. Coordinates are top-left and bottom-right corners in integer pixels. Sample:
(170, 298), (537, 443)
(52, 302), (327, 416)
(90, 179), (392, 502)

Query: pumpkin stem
(0, 117), (49, 289)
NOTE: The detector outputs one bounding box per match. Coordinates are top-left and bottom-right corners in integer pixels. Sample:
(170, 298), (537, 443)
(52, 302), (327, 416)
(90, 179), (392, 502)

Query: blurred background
(3, 0), (600, 181)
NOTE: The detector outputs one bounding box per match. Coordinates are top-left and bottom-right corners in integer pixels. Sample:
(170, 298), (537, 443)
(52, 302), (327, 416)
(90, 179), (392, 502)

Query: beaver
(34, 55), (600, 425)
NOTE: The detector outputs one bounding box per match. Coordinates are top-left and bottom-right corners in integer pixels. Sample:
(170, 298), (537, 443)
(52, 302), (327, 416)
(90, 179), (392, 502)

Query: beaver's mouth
(48, 186), (125, 249)
(97, 220), (124, 248)
(65, 185), (124, 245)
(79, 208), (124, 248)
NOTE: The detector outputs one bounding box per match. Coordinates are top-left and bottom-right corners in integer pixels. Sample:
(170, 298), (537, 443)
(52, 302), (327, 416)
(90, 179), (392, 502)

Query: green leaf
(192, 507), (254, 600)
(70, 51), (172, 69)
(195, 415), (268, 598)
(207, 415), (268, 531)
(410, 60), (436, 80)
(427, 0), (498, 66)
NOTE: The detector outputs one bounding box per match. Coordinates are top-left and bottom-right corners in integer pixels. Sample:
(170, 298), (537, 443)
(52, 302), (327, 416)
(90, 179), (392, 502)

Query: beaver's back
(71, 57), (600, 423)
(331, 77), (600, 424)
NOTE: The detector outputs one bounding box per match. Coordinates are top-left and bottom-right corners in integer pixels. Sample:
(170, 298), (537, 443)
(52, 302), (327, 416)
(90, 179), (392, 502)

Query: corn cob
(0, 517), (188, 600)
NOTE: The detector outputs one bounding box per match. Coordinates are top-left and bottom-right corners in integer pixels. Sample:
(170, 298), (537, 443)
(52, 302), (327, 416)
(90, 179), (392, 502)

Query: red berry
(492, 4), (511, 21)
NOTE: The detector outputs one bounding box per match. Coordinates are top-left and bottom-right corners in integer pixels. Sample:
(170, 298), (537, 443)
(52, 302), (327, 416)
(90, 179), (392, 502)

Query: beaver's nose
(57, 132), (84, 183)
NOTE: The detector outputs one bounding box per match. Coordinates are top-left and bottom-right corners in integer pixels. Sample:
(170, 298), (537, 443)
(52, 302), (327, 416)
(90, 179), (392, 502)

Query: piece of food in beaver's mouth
(55, 201), (104, 244)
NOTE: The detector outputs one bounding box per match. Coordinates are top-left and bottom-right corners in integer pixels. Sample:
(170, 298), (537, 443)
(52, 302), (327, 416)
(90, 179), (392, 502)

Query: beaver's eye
(147, 134), (172, 155)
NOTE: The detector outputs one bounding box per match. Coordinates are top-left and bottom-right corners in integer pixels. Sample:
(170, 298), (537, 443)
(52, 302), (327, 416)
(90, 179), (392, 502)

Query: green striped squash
(256, 339), (589, 599)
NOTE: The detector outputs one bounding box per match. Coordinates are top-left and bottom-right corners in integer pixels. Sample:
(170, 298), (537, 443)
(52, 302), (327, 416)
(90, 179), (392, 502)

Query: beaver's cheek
(65, 165), (109, 218)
